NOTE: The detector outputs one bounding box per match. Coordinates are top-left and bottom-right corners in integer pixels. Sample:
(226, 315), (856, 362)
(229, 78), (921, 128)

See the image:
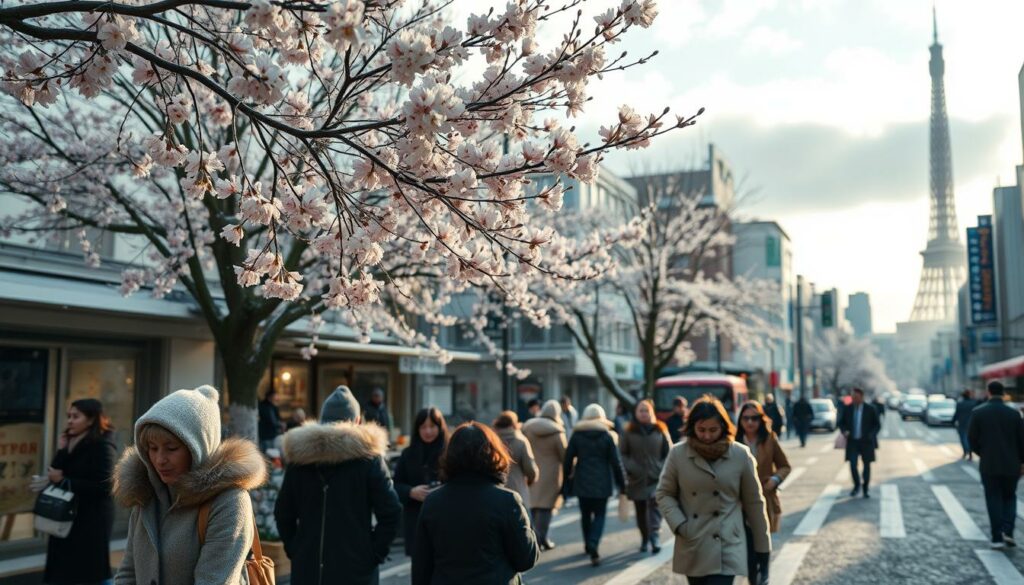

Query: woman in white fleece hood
(113, 385), (267, 585)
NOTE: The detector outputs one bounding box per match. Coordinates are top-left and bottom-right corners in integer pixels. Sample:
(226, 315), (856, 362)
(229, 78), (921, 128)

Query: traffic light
(821, 291), (834, 328)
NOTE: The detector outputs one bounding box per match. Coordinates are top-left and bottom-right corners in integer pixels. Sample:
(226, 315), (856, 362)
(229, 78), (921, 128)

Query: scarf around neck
(690, 437), (731, 462)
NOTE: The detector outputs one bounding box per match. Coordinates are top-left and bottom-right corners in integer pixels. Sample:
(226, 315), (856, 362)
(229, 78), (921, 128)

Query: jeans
(982, 474), (1019, 542)
(848, 439), (872, 492)
(958, 428), (971, 457)
(633, 497), (663, 546)
(531, 508), (553, 543)
(578, 497), (608, 554)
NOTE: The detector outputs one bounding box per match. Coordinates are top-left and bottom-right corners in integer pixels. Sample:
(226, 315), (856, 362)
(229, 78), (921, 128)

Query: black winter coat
(968, 398), (1024, 477)
(44, 432), (117, 584)
(275, 422), (401, 585)
(258, 399), (281, 442)
(562, 421), (625, 500)
(393, 439), (444, 556)
(793, 400), (813, 425)
(839, 402), (881, 463)
(412, 473), (538, 585)
(954, 398), (979, 429)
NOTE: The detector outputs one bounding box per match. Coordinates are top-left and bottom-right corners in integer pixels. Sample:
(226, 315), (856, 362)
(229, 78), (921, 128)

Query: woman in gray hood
(113, 385), (268, 585)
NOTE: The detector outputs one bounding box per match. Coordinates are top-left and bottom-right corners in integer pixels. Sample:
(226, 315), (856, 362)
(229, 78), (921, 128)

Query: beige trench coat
(522, 416), (567, 510)
(655, 440), (771, 578)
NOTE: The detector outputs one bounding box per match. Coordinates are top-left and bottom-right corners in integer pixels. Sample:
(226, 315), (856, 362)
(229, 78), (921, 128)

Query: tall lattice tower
(909, 8), (966, 322)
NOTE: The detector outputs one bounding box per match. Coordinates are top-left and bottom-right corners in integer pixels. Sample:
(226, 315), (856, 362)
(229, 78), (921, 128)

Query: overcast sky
(455, 0), (1024, 332)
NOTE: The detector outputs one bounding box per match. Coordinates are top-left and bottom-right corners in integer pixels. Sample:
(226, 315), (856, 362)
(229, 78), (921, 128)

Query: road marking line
(961, 463), (981, 482)
(771, 542), (812, 585)
(938, 445), (956, 458)
(550, 500), (617, 529)
(912, 458), (935, 482)
(880, 484), (906, 538)
(806, 457), (819, 465)
(932, 485), (987, 541)
(794, 484), (841, 536)
(976, 549), (1024, 584)
(602, 545), (673, 585)
(819, 443), (833, 454)
(903, 441), (914, 453)
(834, 464), (849, 483)
(380, 561), (411, 578)
(779, 467), (806, 492)
(897, 427), (907, 438)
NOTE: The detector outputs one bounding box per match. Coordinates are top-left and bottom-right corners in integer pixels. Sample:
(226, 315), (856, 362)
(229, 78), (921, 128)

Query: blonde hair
(137, 423), (184, 454)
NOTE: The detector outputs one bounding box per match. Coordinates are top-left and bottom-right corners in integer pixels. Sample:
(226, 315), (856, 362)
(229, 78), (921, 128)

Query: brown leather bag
(198, 501), (275, 585)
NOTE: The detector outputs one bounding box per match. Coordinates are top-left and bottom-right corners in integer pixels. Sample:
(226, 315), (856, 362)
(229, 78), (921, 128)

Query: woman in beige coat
(736, 400), (792, 585)
(113, 386), (267, 585)
(494, 411), (539, 508)
(656, 396), (771, 585)
(522, 399), (567, 551)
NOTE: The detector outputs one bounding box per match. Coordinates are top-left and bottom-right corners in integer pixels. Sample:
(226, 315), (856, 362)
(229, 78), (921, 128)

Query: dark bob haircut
(685, 395), (736, 440)
(411, 407), (449, 449)
(439, 422), (511, 483)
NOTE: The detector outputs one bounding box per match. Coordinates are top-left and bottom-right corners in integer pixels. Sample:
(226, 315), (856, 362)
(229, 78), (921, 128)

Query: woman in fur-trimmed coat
(275, 386), (401, 585)
(113, 386), (268, 585)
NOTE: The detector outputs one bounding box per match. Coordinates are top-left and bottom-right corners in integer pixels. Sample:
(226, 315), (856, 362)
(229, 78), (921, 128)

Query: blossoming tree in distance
(1, 0), (686, 436)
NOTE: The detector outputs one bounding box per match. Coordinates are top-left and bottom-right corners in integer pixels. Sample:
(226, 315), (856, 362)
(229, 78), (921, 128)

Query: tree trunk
(221, 348), (273, 440)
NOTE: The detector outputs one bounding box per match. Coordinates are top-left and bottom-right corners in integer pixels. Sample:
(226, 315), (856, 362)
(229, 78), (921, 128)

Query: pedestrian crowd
(36, 379), (1024, 585)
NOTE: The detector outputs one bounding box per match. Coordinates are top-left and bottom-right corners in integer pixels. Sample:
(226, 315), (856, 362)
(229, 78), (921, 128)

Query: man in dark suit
(968, 381), (1024, 549)
(839, 387), (880, 498)
(954, 389), (979, 460)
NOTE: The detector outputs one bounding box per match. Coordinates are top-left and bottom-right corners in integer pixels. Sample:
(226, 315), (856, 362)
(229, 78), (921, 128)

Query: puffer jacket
(275, 421), (401, 585)
(113, 386), (267, 585)
(562, 419), (625, 500)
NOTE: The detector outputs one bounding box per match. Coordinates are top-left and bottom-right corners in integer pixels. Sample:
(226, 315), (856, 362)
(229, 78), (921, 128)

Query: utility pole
(796, 275), (807, 400)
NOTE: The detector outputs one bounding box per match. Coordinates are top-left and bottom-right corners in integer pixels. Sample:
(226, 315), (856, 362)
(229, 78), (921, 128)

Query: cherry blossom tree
(527, 171), (780, 406)
(0, 0), (692, 436)
(812, 329), (895, 397)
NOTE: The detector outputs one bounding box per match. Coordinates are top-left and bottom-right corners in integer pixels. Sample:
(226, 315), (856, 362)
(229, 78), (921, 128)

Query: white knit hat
(134, 385), (222, 467)
(581, 403), (608, 421)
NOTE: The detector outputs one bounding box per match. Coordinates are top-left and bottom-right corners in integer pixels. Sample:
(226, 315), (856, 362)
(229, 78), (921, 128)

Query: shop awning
(980, 354), (1024, 379)
(307, 338), (483, 362)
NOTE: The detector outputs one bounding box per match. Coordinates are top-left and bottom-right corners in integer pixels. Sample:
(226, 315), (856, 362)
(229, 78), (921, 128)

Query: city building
(731, 221), (796, 398)
(846, 293), (874, 338)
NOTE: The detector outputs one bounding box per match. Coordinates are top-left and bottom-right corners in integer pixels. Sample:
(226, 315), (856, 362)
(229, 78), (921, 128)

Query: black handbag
(33, 480), (77, 537)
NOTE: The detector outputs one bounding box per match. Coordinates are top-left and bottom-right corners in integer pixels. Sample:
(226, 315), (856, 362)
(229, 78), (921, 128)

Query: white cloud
(741, 26), (803, 56)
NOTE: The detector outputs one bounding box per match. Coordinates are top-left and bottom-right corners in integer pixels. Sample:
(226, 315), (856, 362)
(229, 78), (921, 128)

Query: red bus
(653, 373), (749, 421)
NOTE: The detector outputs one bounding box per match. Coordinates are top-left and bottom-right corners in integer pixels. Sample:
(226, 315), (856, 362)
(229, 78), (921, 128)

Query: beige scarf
(690, 437), (731, 461)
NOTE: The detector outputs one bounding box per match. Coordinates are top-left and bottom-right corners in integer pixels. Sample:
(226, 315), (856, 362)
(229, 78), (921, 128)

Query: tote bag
(33, 481), (77, 537)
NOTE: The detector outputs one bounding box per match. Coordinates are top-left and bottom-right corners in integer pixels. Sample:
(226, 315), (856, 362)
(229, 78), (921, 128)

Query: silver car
(925, 399), (956, 426)
(809, 399), (837, 431)
(900, 395), (928, 420)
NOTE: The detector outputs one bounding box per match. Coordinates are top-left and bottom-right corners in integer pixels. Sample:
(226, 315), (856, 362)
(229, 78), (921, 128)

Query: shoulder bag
(198, 501), (275, 584)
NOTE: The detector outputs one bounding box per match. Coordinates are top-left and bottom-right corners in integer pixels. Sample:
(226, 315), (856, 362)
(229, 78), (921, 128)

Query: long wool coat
(619, 423), (671, 501)
(112, 438), (267, 585)
(496, 427), (539, 509)
(522, 416), (567, 510)
(656, 441), (771, 578)
(44, 433), (117, 584)
(738, 433), (792, 533)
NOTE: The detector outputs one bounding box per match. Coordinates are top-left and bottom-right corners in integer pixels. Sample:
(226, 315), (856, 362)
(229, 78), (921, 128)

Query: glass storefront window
(67, 356), (136, 453)
(269, 360), (310, 423)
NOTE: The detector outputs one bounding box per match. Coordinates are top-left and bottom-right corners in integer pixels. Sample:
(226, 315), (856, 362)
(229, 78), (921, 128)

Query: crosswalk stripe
(976, 549), (1024, 584)
(819, 443), (833, 454)
(961, 463), (981, 482)
(834, 465), (848, 483)
(913, 458), (935, 482)
(926, 430), (940, 442)
(602, 545), (673, 585)
(794, 484), (841, 536)
(897, 426), (907, 438)
(771, 542), (812, 585)
(550, 500), (617, 529)
(779, 467), (806, 492)
(932, 485), (987, 541)
(938, 445), (956, 458)
(380, 561), (411, 578)
(880, 484), (906, 538)
(806, 457), (819, 465)
(902, 440), (914, 453)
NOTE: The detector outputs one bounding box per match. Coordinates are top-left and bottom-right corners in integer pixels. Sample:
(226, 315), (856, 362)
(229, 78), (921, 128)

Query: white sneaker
(992, 540), (1007, 550)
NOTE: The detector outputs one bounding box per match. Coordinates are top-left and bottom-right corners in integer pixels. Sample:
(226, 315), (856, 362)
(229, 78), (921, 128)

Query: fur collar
(282, 421), (388, 466)
(113, 437), (268, 509)
(573, 419), (619, 444)
(522, 415), (564, 437)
